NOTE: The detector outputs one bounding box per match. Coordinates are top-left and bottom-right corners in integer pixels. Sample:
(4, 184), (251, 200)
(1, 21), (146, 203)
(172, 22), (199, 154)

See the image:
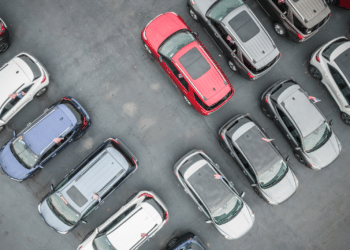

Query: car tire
(35, 87), (48, 97)
(274, 23), (286, 36)
(228, 60), (237, 72)
(184, 96), (192, 106)
(294, 152), (306, 165)
(166, 237), (179, 249)
(126, 193), (137, 203)
(0, 42), (9, 53)
(82, 230), (94, 241)
(220, 140), (230, 152)
(261, 106), (272, 119)
(340, 112), (350, 125)
(189, 7), (199, 22)
(0, 126), (4, 133)
(309, 65), (323, 80)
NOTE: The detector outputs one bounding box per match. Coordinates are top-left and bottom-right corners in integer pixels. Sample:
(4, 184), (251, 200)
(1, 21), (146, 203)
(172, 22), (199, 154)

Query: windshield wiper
(307, 129), (332, 153)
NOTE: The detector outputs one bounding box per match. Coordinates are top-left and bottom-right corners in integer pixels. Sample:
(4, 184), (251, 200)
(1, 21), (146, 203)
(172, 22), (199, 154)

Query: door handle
(52, 153), (56, 158)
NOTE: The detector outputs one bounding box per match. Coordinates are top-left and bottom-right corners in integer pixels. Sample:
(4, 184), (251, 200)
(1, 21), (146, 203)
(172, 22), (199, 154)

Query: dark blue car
(165, 232), (205, 250)
(0, 96), (90, 181)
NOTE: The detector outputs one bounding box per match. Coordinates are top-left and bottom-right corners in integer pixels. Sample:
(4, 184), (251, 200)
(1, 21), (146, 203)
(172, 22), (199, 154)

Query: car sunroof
(66, 185), (88, 207)
(179, 47), (211, 80)
(228, 11), (259, 43)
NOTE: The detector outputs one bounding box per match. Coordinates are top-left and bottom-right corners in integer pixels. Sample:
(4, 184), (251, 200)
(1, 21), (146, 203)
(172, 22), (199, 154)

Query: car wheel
(294, 152), (306, 165)
(166, 237), (179, 249)
(228, 60), (237, 72)
(260, 106), (272, 119)
(35, 87), (47, 97)
(309, 65), (323, 80)
(0, 126), (4, 132)
(274, 23), (286, 36)
(0, 42), (9, 53)
(189, 7), (199, 22)
(220, 140), (230, 152)
(126, 193), (137, 203)
(184, 96), (192, 106)
(341, 112), (350, 125)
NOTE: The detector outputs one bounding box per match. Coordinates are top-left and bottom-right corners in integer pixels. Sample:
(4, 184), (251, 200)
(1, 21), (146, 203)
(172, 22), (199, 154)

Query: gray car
(309, 36), (350, 124)
(261, 78), (342, 170)
(218, 113), (298, 205)
(174, 150), (255, 240)
(187, 0), (280, 80)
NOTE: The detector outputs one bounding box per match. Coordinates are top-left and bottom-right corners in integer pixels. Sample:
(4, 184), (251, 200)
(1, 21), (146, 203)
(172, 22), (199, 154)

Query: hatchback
(0, 18), (10, 53)
(165, 232), (205, 250)
(77, 190), (168, 250)
(188, 0), (281, 80)
(309, 37), (350, 124)
(174, 150), (254, 240)
(0, 97), (90, 181)
(261, 79), (341, 170)
(142, 12), (234, 115)
(218, 113), (298, 205)
(256, 0), (331, 42)
(0, 52), (50, 132)
(38, 138), (138, 234)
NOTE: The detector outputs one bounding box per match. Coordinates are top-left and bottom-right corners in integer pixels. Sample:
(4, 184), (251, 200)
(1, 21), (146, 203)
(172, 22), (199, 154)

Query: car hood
(306, 133), (341, 169)
(218, 204), (254, 239)
(0, 141), (32, 180)
(39, 198), (73, 233)
(260, 168), (298, 204)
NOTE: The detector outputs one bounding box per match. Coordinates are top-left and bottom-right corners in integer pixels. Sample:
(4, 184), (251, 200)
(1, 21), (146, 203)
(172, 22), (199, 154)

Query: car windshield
(258, 160), (288, 188)
(11, 136), (38, 169)
(158, 30), (196, 59)
(47, 193), (80, 227)
(93, 235), (116, 250)
(303, 122), (332, 153)
(207, 0), (244, 22)
(213, 195), (243, 225)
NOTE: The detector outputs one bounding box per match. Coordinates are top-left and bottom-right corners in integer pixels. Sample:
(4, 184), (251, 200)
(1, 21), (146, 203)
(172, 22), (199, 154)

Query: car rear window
(179, 47), (211, 80)
(322, 39), (348, 60)
(228, 11), (259, 43)
(207, 0), (244, 22)
(18, 55), (41, 80)
(64, 103), (82, 124)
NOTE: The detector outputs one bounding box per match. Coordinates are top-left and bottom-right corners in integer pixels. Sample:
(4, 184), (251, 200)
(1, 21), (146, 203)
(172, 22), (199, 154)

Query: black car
(0, 18), (10, 53)
(256, 0), (331, 42)
(38, 138), (138, 234)
(326, 0), (349, 9)
(260, 79), (341, 170)
(187, 0), (281, 80)
(165, 232), (206, 250)
(218, 113), (298, 205)
(0, 96), (90, 181)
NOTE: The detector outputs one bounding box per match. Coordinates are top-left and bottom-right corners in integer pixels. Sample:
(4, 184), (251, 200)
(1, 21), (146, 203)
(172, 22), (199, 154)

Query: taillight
(247, 72), (254, 79)
(41, 72), (47, 83)
(220, 134), (224, 140)
(190, 0), (195, 4)
(310, 163), (313, 168)
(174, 171), (177, 177)
(297, 33), (304, 40)
(59, 97), (71, 101)
(279, 52), (282, 58)
(111, 139), (120, 145)
(78, 247), (83, 250)
(265, 96), (269, 104)
(0, 23), (5, 36)
(81, 117), (87, 130)
(138, 193), (154, 199)
(316, 54), (320, 62)
(131, 157), (137, 167)
(165, 211), (169, 223)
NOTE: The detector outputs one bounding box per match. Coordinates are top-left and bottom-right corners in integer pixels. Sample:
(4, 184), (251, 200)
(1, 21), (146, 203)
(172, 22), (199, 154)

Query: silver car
(77, 191), (168, 250)
(309, 36), (350, 124)
(0, 52), (49, 132)
(174, 150), (255, 240)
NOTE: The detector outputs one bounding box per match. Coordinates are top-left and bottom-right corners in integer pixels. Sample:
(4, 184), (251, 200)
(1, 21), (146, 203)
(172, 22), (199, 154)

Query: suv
(218, 113), (298, 205)
(309, 37), (350, 124)
(39, 138), (138, 235)
(256, 0), (331, 42)
(165, 232), (205, 250)
(0, 97), (90, 181)
(174, 150), (254, 240)
(188, 0), (281, 80)
(77, 190), (168, 250)
(0, 18), (10, 53)
(141, 12), (234, 115)
(260, 79), (341, 170)
(0, 52), (50, 132)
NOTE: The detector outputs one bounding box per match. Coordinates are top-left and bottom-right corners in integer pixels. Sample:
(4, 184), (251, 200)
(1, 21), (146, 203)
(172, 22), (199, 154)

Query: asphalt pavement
(0, 1), (349, 250)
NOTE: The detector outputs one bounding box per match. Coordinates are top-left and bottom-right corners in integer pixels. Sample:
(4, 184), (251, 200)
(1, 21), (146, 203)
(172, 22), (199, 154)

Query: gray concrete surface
(0, 1), (349, 250)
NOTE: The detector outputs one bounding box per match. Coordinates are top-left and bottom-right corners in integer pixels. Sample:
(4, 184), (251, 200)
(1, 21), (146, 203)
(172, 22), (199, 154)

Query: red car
(141, 12), (234, 116)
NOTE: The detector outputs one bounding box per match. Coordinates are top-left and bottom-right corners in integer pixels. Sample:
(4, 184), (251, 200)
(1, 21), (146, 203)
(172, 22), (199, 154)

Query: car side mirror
(205, 220), (212, 224)
(251, 184), (257, 187)
(345, 105), (350, 108)
(295, 147), (301, 151)
(240, 191), (245, 198)
(159, 56), (163, 63)
(193, 31), (198, 36)
(50, 184), (54, 191)
(13, 131), (16, 137)
(81, 220), (87, 224)
(286, 156), (290, 162)
(329, 119), (334, 126)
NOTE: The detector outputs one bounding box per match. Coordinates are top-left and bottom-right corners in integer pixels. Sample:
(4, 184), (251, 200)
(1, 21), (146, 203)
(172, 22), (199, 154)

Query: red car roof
(143, 12), (188, 50)
(172, 41), (231, 106)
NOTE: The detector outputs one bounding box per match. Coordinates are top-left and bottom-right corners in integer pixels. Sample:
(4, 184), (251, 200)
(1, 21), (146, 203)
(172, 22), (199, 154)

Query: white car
(77, 190), (168, 250)
(309, 36), (350, 124)
(0, 52), (49, 132)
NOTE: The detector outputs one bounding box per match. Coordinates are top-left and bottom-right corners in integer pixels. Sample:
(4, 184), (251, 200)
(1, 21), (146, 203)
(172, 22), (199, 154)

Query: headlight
(38, 203), (42, 213)
(57, 230), (68, 234)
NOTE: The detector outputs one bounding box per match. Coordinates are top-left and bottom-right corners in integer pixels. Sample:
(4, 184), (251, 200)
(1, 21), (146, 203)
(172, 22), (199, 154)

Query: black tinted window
(163, 57), (189, 91)
(18, 55), (41, 80)
(329, 64), (350, 105)
(322, 39), (348, 60)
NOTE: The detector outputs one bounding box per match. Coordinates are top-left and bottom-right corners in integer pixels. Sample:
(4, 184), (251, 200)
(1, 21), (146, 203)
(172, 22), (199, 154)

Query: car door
(205, 20), (230, 56)
(163, 57), (189, 94)
(269, 0), (292, 27)
(275, 106), (301, 148)
(13, 84), (35, 111)
(231, 144), (256, 184)
(256, 0), (278, 20)
(0, 97), (23, 123)
(328, 64), (350, 109)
